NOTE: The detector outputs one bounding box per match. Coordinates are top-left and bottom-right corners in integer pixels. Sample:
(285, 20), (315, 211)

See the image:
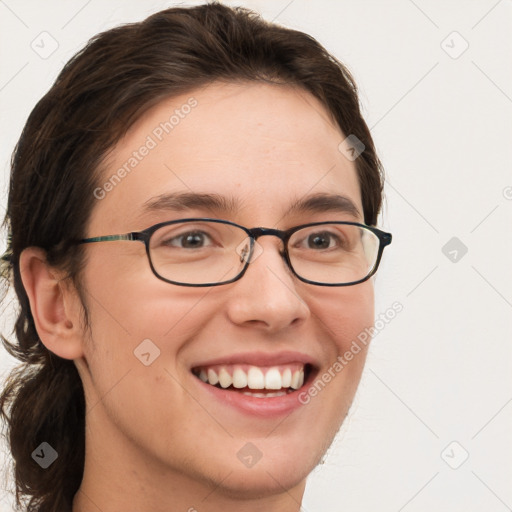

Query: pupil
(183, 232), (203, 248)
(308, 233), (329, 249)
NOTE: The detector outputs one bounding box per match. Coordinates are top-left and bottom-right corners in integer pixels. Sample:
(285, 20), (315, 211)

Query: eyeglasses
(78, 218), (392, 287)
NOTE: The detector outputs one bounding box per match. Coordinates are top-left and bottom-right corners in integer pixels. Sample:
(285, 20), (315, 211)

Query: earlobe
(19, 247), (85, 360)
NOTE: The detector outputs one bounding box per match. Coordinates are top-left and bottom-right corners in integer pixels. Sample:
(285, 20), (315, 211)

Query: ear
(19, 247), (85, 360)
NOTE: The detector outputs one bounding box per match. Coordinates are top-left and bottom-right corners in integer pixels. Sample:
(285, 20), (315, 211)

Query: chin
(198, 438), (322, 499)
(209, 462), (309, 500)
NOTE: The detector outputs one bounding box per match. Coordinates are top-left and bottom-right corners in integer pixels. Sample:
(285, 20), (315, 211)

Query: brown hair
(0, 3), (383, 511)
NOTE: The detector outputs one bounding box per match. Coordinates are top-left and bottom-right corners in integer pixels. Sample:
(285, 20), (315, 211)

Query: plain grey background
(1, 1), (511, 511)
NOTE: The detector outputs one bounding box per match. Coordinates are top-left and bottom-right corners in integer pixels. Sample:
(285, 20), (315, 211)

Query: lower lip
(193, 372), (314, 418)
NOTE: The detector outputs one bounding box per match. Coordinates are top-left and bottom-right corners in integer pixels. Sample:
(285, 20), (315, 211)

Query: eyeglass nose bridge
(247, 226), (288, 241)
(241, 227), (291, 266)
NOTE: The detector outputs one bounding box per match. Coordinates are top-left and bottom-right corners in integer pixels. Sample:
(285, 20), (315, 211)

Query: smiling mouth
(191, 363), (313, 397)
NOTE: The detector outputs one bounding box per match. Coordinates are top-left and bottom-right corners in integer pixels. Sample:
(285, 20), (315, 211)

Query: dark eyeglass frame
(78, 218), (392, 287)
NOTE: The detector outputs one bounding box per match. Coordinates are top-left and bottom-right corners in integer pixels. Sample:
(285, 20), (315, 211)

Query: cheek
(291, 282), (374, 462)
(306, 281), (374, 412)
(78, 256), (221, 414)
(81, 247), (214, 340)
(313, 280), (375, 352)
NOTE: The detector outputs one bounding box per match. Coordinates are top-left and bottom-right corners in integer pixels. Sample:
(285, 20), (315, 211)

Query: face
(75, 81), (375, 501)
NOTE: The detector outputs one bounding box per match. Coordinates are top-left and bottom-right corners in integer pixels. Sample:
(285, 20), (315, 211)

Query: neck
(73, 466), (306, 512)
(72, 404), (306, 512)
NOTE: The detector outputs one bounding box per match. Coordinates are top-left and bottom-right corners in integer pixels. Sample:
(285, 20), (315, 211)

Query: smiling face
(73, 81), (375, 508)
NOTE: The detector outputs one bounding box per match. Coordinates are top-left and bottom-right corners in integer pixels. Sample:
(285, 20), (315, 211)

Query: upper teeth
(195, 365), (305, 390)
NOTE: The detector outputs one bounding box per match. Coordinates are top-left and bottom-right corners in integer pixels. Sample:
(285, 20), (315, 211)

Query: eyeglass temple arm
(79, 233), (142, 244)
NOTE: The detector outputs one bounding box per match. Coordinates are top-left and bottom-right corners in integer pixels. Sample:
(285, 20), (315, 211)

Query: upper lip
(190, 350), (319, 369)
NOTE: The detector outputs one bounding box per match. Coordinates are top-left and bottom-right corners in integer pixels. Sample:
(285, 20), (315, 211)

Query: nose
(225, 236), (310, 332)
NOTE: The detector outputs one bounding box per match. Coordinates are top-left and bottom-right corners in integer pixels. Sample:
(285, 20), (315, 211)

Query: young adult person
(0, 3), (391, 511)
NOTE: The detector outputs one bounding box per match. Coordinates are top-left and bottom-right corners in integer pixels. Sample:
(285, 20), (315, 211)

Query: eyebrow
(287, 192), (362, 220)
(141, 192), (239, 215)
(140, 191), (362, 220)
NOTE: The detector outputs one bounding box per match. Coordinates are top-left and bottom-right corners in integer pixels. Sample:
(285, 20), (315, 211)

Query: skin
(20, 81), (375, 512)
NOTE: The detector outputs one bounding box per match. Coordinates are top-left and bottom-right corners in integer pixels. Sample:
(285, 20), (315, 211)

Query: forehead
(89, 81), (362, 231)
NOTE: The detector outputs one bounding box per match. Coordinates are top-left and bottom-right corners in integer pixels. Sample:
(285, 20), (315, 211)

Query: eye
(290, 225), (355, 254)
(304, 230), (341, 250)
(166, 230), (214, 249)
